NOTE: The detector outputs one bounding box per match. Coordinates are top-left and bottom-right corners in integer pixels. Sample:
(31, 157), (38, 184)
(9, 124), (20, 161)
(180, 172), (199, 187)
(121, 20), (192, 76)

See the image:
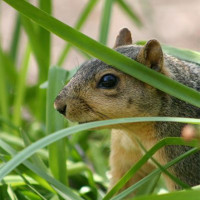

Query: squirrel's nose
(54, 100), (67, 116)
(57, 105), (67, 116)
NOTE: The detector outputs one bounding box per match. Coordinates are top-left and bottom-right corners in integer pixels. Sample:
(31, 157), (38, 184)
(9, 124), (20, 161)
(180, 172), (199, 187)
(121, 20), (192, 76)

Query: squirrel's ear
(137, 39), (164, 72)
(114, 28), (132, 48)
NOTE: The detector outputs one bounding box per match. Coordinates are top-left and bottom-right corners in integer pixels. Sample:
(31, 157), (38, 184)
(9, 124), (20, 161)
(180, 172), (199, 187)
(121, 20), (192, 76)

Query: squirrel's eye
(98, 74), (118, 89)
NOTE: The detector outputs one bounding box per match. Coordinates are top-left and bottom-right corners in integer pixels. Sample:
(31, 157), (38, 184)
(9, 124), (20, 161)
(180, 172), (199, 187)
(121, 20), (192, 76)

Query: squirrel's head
(54, 28), (167, 124)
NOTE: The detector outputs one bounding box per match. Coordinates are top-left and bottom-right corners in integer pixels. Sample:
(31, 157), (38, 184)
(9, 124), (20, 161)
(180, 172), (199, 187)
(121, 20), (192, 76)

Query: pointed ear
(114, 28), (132, 48)
(137, 39), (164, 72)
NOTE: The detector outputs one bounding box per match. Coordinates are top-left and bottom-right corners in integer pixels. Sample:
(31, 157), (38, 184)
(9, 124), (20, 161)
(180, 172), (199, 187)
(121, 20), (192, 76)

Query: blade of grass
(67, 162), (96, 188)
(20, 16), (47, 75)
(9, 14), (21, 62)
(36, 0), (52, 123)
(0, 47), (17, 86)
(20, 15), (48, 122)
(99, 0), (114, 44)
(136, 138), (190, 190)
(133, 189), (200, 200)
(117, 0), (142, 27)
(21, 129), (47, 172)
(134, 173), (161, 197)
(39, 0), (51, 67)
(46, 67), (68, 186)
(110, 147), (199, 200)
(12, 44), (31, 128)
(0, 175), (37, 186)
(4, 185), (18, 200)
(162, 44), (200, 65)
(3, 0), (200, 108)
(57, 0), (98, 66)
(0, 117), (200, 181)
(0, 45), (9, 126)
(0, 139), (84, 200)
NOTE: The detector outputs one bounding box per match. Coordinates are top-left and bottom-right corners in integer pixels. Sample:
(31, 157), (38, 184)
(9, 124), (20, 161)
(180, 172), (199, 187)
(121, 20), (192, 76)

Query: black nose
(57, 105), (67, 116)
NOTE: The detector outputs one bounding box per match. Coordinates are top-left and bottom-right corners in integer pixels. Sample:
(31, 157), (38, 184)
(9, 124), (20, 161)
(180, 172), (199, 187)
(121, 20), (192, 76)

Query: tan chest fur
(109, 122), (170, 192)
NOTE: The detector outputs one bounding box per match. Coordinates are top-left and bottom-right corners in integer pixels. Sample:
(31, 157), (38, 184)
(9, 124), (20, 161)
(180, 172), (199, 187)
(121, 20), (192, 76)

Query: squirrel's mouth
(78, 120), (95, 124)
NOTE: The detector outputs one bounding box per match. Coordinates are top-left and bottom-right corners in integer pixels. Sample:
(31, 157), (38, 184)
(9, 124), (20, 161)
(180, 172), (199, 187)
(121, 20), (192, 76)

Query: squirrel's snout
(54, 95), (67, 116)
(55, 104), (67, 116)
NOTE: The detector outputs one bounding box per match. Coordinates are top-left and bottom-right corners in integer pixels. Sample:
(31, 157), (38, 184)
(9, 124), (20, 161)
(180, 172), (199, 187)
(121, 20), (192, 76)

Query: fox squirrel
(54, 28), (200, 194)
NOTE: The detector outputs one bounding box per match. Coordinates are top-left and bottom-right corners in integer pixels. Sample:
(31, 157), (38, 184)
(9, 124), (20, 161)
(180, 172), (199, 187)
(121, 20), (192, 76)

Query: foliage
(0, 0), (200, 200)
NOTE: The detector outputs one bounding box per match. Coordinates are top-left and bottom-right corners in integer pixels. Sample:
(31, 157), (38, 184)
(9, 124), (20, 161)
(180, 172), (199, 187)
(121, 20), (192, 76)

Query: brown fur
(54, 28), (200, 196)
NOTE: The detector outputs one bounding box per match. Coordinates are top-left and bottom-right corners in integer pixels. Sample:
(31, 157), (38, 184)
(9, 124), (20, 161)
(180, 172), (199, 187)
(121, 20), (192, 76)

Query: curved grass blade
(39, 0), (51, 67)
(117, 0), (142, 27)
(110, 147), (199, 200)
(162, 44), (200, 65)
(9, 14), (21, 62)
(0, 45), (9, 124)
(136, 139), (190, 190)
(103, 137), (199, 200)
(0, 117), (199, 181)
(12, 44), (31, 128)
(99, 0), (114, 44)
(3, 0), (200, 108)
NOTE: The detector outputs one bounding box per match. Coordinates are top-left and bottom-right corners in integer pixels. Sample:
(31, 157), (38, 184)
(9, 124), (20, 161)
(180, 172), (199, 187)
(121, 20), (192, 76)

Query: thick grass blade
(57, 0), (98, 66)
(133, 189), (200, 200)
(46, 67), (68, 186)
(0, 117), (199, 181)
(0, 139), (84, 200)
(12, 44), (31, 128)
(162, 44), (200, 65)
(20, 16), (47, 75)
(0, 45), (9, 124)
(21, 130), (48, 172)
(9, 15), (21, 62)
(99, 0), (114, 44)
(36, 0), (52, 123)
(3, 0), (200, 107)
(39, 0), (51, 67)
(117, 0), (142, 27)
(136, 139), (190, 190)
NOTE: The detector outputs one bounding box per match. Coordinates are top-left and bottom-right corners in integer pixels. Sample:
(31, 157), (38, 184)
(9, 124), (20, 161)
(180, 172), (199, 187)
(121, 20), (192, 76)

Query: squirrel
(54, 28), (200, 194)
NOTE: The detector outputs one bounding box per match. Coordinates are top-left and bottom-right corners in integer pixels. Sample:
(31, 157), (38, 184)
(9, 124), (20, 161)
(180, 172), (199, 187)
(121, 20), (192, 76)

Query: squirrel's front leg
(109, 129), (155, 195)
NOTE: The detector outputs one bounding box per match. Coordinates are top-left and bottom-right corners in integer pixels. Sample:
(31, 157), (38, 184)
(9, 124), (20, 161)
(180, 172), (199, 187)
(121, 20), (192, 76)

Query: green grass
(0, 0), (200, 200)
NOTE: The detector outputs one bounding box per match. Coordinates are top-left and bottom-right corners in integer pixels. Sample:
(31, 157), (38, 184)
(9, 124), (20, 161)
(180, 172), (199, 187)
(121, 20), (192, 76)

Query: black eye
(98, 74), (118, 89)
